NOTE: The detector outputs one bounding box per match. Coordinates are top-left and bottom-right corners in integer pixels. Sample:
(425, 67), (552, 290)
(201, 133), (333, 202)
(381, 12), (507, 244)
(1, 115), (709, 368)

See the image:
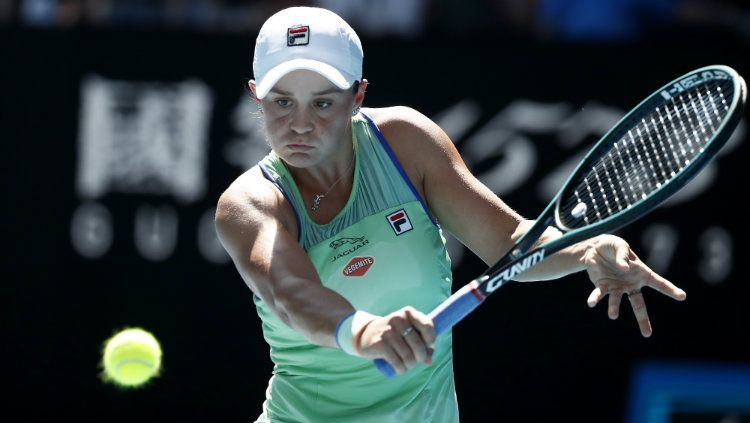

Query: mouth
(287, 143), (314, 152)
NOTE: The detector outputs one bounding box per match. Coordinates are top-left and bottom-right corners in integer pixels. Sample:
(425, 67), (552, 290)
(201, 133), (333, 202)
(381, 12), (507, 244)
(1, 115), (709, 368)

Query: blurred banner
(3, 28), (749, 422)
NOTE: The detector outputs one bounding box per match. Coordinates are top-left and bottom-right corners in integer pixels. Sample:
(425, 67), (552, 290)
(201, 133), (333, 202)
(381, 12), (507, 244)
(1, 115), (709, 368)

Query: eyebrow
(269, 87), (343, 96)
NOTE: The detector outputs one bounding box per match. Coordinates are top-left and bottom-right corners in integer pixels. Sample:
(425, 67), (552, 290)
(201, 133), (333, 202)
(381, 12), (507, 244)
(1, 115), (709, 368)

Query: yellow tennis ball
(102, 328), (162, 388)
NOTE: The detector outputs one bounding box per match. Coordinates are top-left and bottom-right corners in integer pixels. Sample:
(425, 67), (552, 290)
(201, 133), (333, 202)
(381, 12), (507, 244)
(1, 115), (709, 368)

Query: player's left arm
(377, 106), (685, 336)
(376, 106), (588, 278)
(375, 106), (547, 271)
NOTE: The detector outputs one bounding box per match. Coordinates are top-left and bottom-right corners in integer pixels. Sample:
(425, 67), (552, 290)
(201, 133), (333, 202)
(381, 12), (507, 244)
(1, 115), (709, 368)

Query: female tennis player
(215, 7), (687, 423)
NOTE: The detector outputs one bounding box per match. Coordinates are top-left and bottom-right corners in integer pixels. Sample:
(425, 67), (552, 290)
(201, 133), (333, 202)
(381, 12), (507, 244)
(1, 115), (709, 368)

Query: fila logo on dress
(386, 209), (413, 236)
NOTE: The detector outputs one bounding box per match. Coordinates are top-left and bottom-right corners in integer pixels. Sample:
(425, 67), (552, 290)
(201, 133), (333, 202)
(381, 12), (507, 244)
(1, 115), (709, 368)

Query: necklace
(311, 154), (355, 212)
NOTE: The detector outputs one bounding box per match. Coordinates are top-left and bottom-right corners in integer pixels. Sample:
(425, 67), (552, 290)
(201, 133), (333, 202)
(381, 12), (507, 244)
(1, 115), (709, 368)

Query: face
(252, 70), (360, 169)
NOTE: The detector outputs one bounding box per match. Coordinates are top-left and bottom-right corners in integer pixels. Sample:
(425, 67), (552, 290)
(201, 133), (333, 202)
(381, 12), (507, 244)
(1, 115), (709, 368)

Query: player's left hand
(582, 234), (687, 337)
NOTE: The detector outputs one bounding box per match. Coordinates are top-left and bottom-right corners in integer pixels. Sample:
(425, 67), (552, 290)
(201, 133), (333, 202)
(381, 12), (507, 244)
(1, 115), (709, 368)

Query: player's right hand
(354, 306), (436, 375)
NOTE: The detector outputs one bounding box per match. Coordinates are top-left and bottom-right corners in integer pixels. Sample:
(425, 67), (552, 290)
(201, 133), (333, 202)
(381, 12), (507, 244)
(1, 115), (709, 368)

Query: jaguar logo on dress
(329, 236), (367, 249)
(343, 256), (375, 277)
(329, 236), (369, 263)
(386, 209), (413, 236)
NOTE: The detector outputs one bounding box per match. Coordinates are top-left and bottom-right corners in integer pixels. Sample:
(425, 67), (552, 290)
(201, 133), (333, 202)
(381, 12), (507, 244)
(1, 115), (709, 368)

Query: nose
(289, 106), (313, 134)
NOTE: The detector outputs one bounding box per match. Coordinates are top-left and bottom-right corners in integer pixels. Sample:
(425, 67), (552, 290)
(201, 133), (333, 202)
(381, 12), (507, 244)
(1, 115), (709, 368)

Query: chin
(277, 151), (320, 169)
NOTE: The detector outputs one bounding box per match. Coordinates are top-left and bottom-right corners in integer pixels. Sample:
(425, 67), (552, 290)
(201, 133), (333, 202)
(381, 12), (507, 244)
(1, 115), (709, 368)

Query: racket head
(552, 65), (746, 236)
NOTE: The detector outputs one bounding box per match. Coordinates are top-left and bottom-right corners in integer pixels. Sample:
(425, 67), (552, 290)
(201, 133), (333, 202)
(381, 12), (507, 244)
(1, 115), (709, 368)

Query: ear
(354, 79), (368, 108)
(248, 80), (261, 103)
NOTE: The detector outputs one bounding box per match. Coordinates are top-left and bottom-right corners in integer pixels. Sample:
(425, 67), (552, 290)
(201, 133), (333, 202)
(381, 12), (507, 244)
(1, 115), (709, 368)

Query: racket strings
(560, 79), (734, 229)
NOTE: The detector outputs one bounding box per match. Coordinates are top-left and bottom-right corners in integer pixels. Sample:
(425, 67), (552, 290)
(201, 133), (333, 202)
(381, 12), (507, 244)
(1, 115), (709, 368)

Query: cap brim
(255, 59), (354, 99)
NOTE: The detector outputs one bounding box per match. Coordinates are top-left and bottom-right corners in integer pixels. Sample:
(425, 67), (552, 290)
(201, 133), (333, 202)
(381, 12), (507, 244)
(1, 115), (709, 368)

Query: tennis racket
(375, 64), (746, 378)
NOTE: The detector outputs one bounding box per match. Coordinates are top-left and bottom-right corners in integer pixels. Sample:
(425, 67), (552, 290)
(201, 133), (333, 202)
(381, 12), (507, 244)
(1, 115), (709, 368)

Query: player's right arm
(214, 167), (434, 374)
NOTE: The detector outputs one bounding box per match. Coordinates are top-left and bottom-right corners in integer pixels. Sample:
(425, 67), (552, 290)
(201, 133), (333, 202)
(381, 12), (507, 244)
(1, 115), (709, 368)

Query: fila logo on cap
(386, 209), (413, 236)
(287, 25), (310, 46)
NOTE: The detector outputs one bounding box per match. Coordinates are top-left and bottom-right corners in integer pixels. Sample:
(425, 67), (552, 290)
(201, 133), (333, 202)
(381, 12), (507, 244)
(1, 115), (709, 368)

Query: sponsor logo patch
(386, 209), (413, 235)
(287, 25), (310, 46)
(329, 236), (369, 263)
(343, 256), (375, 277)
(329, 236), (366, 250)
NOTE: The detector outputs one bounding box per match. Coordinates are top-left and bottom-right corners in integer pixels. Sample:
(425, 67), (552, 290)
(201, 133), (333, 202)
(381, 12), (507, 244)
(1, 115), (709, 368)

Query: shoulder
(363, 105), (460, 174)
(362, 106), (454, 178)
(363, 106), (449, 149)
(359, 106), (463, 208)
(215, 166), (297, 249)
(215, 167), (274, 231)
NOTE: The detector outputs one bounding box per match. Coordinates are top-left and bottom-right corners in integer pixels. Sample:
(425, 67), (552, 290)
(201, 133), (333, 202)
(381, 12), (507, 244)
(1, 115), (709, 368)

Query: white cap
(252, 7), (363, 99)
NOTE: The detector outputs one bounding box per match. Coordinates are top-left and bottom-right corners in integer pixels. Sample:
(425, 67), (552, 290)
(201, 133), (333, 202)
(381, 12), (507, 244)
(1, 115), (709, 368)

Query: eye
(274, 99), (292, 108)
(314, 100), (332, 109)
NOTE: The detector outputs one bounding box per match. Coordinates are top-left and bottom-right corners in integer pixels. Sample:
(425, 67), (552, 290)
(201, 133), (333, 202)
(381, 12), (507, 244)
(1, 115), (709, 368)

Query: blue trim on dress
(360, 112), (439, 227)
(259, 162), (302, 243)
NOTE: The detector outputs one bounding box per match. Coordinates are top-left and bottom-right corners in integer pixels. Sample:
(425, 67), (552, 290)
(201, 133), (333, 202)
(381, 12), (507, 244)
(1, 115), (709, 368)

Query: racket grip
(373, 281), (484, 378)
(429, 280), (484, 336)
(374, 358), (396, 378)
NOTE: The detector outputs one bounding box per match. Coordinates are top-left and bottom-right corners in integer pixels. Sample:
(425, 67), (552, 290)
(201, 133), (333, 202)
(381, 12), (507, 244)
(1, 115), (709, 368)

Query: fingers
(389, 326), (418, 373)
(610, 244), (686, 302)
(367, 321), (417, 376)
(404, 307), (436, 349)
(403, 307), (435, 365)
(364, 307), (435, 375)
(627, 291), (653, 337)
(401, 325), (432, 366)
(587, 287), (605, 308)
(586, 237), (683, 338)
(381, 346), (408, 375)
(608, 290), (623, 319)
(593, 287), (654, 337)
(641, 267), (687, 301)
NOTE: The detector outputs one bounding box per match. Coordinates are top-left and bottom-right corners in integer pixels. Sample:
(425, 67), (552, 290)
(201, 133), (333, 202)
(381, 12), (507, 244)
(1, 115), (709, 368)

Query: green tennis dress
(254, 112), (459, 423)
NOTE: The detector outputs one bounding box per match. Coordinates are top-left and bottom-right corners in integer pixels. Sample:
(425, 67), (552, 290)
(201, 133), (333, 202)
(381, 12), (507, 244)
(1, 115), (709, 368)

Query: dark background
(3, 1), (750, 422)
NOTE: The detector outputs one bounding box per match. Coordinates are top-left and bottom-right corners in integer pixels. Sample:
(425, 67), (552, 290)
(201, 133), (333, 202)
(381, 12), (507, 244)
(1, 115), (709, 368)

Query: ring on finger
(401, 326), (413, 338)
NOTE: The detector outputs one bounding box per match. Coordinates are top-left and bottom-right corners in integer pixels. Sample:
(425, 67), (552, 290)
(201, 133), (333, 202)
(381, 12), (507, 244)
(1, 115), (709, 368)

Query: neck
(304, 147), (355, 213)
(298, 148), (355, 189)
(287, 125), (355, 189)
(284, 145), (355, 215)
